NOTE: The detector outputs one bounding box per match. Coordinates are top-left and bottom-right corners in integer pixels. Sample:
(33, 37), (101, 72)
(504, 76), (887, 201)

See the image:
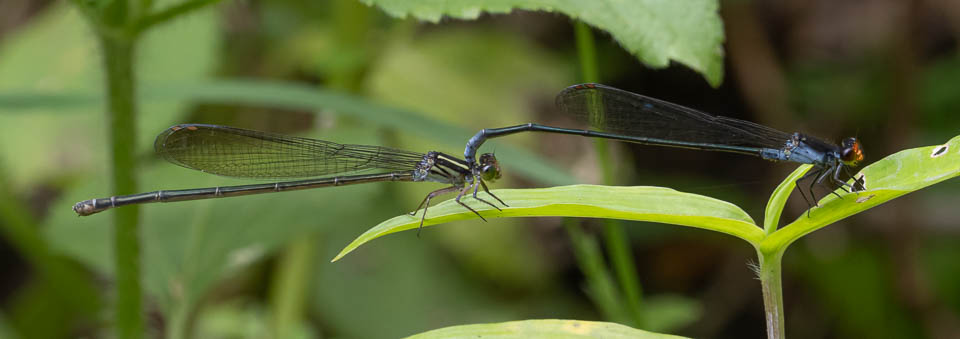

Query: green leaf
(405, 319), (688, 339)
(333, 185), (763, 261)
(762, 135), (960, 252)
(359, 0), (725, 86)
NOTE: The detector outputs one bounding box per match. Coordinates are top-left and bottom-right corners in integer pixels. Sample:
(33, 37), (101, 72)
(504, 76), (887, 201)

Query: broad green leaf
(406, 319), (687, 339)
(762, 135), (960, 252)
(334, 185), (763, 261)
(359, 0), (725, 86)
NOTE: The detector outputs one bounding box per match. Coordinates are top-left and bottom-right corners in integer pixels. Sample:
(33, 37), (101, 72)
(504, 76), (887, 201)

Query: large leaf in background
(360, 0), (725, 86)
(0, 1), (217, 184)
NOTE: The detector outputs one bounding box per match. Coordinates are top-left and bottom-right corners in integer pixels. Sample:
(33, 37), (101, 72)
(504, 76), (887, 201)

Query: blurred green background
(0, 0), (958, 338)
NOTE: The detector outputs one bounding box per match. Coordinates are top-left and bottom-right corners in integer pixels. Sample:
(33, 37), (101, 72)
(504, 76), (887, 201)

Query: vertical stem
(330, 0), (372, 92)
(574, 21), (645, 327)
(574, 22), (599, 83)
(100, 34), (143, 339)
(758, 249), (785, 339)
(168, 303), (189, 339)
(602, 221), (644, 326)
(270, 238), (316, 338)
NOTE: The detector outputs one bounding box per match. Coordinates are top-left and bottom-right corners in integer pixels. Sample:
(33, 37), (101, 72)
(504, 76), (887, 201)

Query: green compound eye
(482, 164), (501, 182)
(477, 153), (502, 182)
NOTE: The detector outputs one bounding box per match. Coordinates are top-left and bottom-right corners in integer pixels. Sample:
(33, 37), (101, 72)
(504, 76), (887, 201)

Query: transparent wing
(154, 124), (424, 179)
(556, 84), (791, 149)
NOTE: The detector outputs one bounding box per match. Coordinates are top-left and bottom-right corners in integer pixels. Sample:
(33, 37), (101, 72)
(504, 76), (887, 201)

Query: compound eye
(481, 164), (501, 182)
(478, 153), (502, 182)
(840, 139), (864, 166)
(841, 137), (857, 148)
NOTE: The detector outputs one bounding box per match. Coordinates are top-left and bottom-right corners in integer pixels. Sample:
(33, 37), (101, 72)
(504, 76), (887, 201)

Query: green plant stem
(575, 20), (645, 327)
(602, 221), (644, 325)
(331, 0), (372, 92)
(270, 238), (316, 338)
(100, 34), (143, 339)
(168, 303), (190, 339)
(574, 22), (599, 83)
(758, 248), (785, 339)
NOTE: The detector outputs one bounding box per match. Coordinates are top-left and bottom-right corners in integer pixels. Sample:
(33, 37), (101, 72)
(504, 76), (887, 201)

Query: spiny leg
(843, 166), (866, 191)
(804, 169), (826, 217)
(830, 165), (853, 193)
(479, 179), (507, 207)
(454, 182), (487, 222)
(794, 168), (822, 212)
(814, 168), (844, 200)
(410, 185), (455, 216)
(830, 165), (851, 194)
(470, 176), (502, 211)
(413, 185), (461, 236)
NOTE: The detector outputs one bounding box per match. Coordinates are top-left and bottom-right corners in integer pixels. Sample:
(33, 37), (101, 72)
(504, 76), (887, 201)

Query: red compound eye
(841, 138), (864, 166)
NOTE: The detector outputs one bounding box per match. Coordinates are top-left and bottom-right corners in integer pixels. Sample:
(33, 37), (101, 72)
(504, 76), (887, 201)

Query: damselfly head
(478, 153), (502, 182)
(840, 137), (864, 166)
